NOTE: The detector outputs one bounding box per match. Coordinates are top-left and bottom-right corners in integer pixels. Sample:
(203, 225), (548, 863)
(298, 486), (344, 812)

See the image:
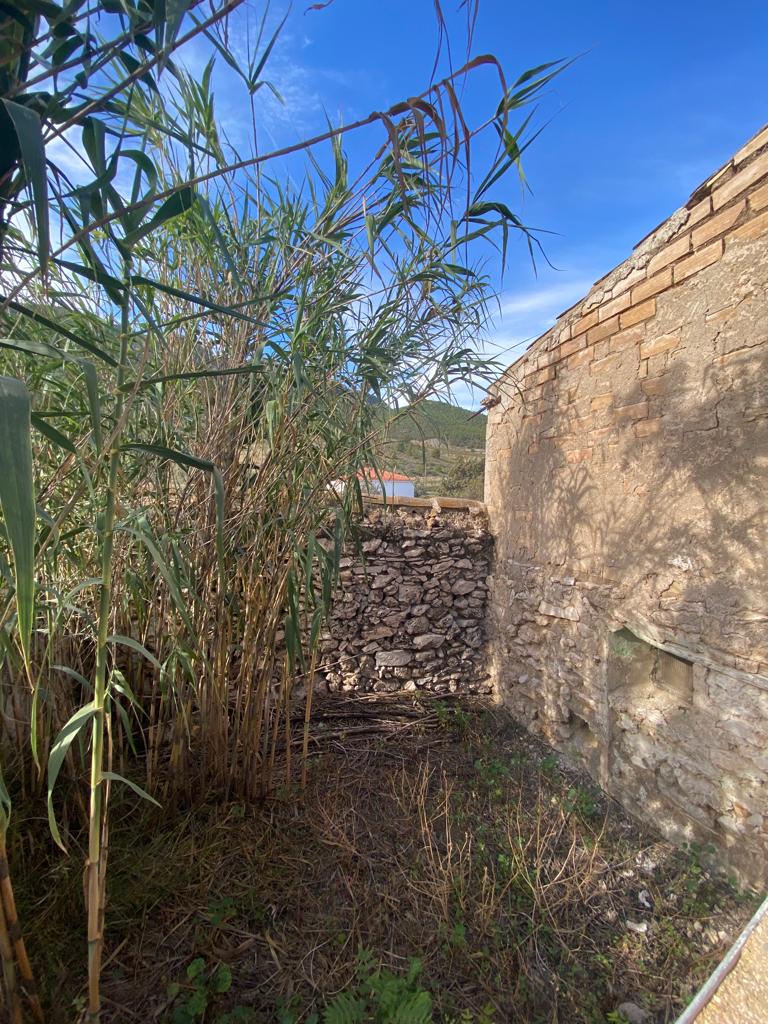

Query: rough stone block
(375, 650), (412, 668)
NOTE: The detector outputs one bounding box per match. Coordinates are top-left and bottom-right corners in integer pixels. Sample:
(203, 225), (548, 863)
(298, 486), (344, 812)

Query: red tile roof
(358, 467), (413, 483)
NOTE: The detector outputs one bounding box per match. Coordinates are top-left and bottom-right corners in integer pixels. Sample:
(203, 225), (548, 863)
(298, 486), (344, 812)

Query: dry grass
(10, 697), (758, 1023)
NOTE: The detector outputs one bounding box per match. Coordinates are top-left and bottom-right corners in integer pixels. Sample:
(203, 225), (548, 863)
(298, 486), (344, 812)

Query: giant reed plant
(0, 2), (563, 1018)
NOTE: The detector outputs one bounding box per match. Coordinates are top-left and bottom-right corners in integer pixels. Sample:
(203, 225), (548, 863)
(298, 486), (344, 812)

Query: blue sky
(196, 0), (767, 405)
(49, 1), (765, 407)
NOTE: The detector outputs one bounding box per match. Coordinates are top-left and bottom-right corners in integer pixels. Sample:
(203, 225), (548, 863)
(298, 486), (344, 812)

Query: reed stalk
(85, 259), (132, 1023)
(0, 2), (559, 1012)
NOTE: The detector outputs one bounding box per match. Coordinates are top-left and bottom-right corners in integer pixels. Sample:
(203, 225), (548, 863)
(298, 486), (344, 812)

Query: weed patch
(12, 697), (758, 1023)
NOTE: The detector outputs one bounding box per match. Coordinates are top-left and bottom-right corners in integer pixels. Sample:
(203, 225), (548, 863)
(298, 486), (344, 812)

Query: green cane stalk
(85, 257), (131, 1024)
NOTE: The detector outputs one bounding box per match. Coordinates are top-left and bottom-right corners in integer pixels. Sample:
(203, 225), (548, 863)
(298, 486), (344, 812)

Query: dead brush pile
(12, 696), (757, 1024)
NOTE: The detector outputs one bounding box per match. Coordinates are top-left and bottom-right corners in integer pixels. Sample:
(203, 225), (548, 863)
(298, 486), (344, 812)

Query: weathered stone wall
(319, 503), (492, 694)
(485, 126), (768, 887)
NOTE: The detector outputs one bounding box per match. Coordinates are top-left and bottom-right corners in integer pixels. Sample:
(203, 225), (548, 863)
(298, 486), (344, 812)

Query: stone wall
(485, 125), (768, 887)
(319, 502), (492, 695)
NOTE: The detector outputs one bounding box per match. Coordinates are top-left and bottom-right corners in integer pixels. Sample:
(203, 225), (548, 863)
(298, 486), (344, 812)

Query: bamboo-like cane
(301, 648), (319, 790)
(86, 260), (132, 1024)
(0, 839), (44, 1023)
(0, 892), (23, 1024)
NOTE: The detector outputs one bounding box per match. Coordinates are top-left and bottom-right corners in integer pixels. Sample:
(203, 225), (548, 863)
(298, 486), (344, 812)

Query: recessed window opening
(608, 627), (693, 705)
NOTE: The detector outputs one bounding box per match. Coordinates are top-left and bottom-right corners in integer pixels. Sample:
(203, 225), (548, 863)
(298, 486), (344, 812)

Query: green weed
(164, 958), (253, 1024)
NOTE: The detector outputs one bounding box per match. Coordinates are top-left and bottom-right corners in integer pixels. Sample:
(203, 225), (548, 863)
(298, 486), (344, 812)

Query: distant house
(358, 467), (415, 499)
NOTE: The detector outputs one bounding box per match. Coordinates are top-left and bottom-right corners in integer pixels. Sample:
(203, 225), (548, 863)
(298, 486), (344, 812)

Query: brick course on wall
(485, 125), (768, 887)
(319, 503), (492, 695)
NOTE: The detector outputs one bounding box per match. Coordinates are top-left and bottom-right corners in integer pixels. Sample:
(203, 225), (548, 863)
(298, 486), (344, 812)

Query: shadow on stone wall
(488, 339), (768, 886)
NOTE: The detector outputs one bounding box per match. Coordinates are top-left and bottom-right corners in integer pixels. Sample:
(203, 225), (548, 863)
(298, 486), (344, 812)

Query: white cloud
(46, 130), (90, 183)
(496, 277), (594, 321)
(437, 274), (598, 412)
(203, 4), (359, 157)
(485, 274), (595, 364)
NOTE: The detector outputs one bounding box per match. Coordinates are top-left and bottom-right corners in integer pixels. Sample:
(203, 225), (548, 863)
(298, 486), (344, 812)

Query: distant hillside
(383, 399), (486, 449)
(377, 399), (486, 500)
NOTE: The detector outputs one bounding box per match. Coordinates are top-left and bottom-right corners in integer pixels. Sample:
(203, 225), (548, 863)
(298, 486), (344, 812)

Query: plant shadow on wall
(489, 278), (768, 886)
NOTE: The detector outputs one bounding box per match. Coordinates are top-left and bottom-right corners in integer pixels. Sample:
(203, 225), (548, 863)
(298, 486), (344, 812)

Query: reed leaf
(0, 377), (36, 663)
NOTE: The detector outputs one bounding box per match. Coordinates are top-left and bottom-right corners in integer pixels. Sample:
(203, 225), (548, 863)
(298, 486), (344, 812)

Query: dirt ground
(13, 695), (760, 1023)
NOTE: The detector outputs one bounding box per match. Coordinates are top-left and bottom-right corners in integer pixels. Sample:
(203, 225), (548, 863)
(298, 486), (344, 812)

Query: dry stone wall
(485, 125), (768, 888)
(319, 504), (492, 695)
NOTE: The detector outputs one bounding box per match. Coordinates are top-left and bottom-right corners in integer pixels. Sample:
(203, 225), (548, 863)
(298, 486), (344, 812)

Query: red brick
(588, 425), (616, 443)
(565, 447), (593, 463)
(734, 125), (768, 165)
(620, 297), (657, 329)
(598, 291), (632, 322)
(570, 309), (599, 337)
(713, 151), (768, 209)
(587, 315), (621, 345)
(634, 418), (663, 437)
(558, 334), (588, 361)
(565, 348), (594, 370)
(590, 353), (622, 376)
(673, 239), (723, 282)
(728, 209), (768, 243)
(610, 265), (647, 298)
(686, 195), (713, 227)
(631, 267), (673, 305)
(647, 234), (691, 276)
(610, 324), (645, 352)
(750, 181), (768, 212)
(591, 392), (614, 411)
(641, 376), (666, 397)
(640, 333), (680, 359)
(612, 401), (648, 422)
(692, 200), (745, 248)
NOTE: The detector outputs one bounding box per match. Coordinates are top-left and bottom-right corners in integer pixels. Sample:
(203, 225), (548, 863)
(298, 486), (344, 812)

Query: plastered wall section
(485, 126), (768, 887)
